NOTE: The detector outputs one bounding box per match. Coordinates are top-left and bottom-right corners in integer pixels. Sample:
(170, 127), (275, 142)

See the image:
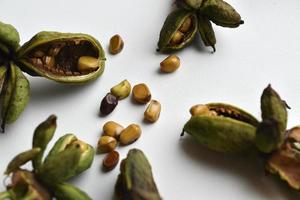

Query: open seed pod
(266, 126), (300, 190)
(157, 9), (197, 52)
(17, 31), (105, 83)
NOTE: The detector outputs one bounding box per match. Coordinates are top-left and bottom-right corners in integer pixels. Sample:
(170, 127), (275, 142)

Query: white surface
(1, 0), (300, 199)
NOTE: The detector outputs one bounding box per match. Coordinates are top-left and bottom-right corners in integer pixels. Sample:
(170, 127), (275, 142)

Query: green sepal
(197, 14), (216, 52)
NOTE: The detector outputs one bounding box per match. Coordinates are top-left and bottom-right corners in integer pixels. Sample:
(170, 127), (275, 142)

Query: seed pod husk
(114, 149), (162, 200)
(51, 182), (92, 200)
(256, 85), (288, 153)
(266, 126), (300, 190)
(200, 0), (244, 28)
(197, 14), (216, 52)
(0, 21), (20, 55)
(4, 148), (41, 175)
(157, 9), (197, 52)
(0, 65), (7, 94)
(17, 31), (105, 83)
(183, 103), (258, 153)
(1, 63), (30, 132)
(32, 115), (57, 170)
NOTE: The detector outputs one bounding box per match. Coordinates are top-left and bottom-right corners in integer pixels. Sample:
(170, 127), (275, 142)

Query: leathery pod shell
(0, 20), (20, 55)
(157, 9), (197, 52)
(16, 31), (105, 83)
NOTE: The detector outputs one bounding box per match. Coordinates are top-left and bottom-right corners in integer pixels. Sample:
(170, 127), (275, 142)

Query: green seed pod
(197, 13), (216, 52)
(184, 103), (258, 153)
(4, 148), (41, 175)
(16, 31), (105, 83)
(0, 62), (30, 132)
(32, 115), (57, 171)
(0, 21), (20, 55)
(51, 182), (92, 200)
(266, 126), (300, 190)
(157, 9), (197, 52)
(200, 0), (244, 28)
(176, 0), (203, 9)
(114, 149), (162, 200)
(0, 65), (7, 94)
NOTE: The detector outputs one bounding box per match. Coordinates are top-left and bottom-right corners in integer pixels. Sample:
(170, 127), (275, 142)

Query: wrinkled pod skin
(157, 9), (197, 52)
(0, 21), (20, 57)
(17, 31), (105, 84)
(183, 103), (258, 153)
(114, 149), (162, 200)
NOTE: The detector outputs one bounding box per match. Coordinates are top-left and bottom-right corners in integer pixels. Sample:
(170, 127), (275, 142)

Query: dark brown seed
(103, 151), (119, 171)
(100, 93), (118, 115)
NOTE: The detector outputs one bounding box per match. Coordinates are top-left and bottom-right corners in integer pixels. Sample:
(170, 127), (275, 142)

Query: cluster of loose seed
(97, 80), (161, 171)
(28, 40), (99, 75)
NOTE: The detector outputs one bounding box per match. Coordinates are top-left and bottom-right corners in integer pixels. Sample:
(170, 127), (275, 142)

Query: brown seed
(100, 93), (118, 115)
(43, 56), (55, 68)
(170, 31), (184, 45)
(179, 17), (192, 33)
(160, 55), (180, 73)
(132, 83), (151, 104)
(119, 124), (142, 145)
(97, 136), (117, 153)
(103, 150), (119, 171)
(109, 34), (124, 55)
(144, 100), (161, 123)
(31, 58), (43, 67)
(103, 121), (124, 139)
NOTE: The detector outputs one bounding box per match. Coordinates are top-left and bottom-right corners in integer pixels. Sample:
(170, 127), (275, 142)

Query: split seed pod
(17, 31), (105, 83)
(183, 103), (258, 153)
(114, 149), (162, 200)
(197, 13), (216, 52)
(158, 9), (197, 52)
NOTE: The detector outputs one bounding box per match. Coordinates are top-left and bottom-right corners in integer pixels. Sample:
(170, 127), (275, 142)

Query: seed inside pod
(179, 17), (192, 33)
(77, 56), (99, 72)
(100, 93), (118, 115)
(103, 150), (119, 171)
(170, 31), (184, 45)
(109, 34), (124, 55)
(160, 55), (180, 73)
(132, 83), (151, 104)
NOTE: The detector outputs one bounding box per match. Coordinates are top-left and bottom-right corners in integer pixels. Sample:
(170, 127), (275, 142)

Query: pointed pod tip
(180, 130), (185, 137)
(240, 20), (244, 25)
(212, 45), (216, 53)
(48, 114), (57, 124)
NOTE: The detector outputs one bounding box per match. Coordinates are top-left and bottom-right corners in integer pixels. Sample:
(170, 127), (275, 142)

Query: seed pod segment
(183, 103), (258, 153)
(110, 79), (131, 100)
(51, 182), (92, 200)
(266, 126), (300, 190)
(197, 14), (216, 52)
(158, 9), (197, 52)
(0, 20), (20, 56)
(32, 115), (57, 171)
(0, 65), (7, 94)
(200, 0), (244, 28)
(114, 149), (162, 200)
(4, 148), (41, 175)
(17, 31), (105, 83)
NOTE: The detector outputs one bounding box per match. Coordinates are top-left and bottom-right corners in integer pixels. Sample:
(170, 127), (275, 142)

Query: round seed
(103, 121), (124, 139)
(100, 93), (118, 115)
(170, 31), (184, 45)
(144, 100), (161, 123)
(77, 56), (99, 72)
(160, 55), (180, 73)
(103, 150), (119, 171)
(119, 124), (142, 145)
(109, 34), (124, 55)
(97, 136), (117, 153)
(110, 79), (131, 100)
(179, 17), (192, 33)
(132, 83), (151, 104)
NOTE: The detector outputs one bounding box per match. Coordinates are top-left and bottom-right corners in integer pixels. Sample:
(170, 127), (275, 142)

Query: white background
(1, 0), (300, 199)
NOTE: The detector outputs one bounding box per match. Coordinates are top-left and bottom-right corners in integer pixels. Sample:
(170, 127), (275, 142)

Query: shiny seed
(110, 79), (131, 100)
(103, 150), (119, 171)
(160, 55), (180, 73)
(144, 100), (161, 123)
(103, 121), (124, 139)
(119, 124), (142, 145)
(43, 56), (55, 68)
(97, 136), (117, 153)
(100, 93), (118, 115)
(109, 34), (124, 55)
(179, 17), (192, 33)
(132, 83), (151, 104)
(170, 31), (184, 45)
(190, 104), (210, 116)
(77, 56), (99, 72)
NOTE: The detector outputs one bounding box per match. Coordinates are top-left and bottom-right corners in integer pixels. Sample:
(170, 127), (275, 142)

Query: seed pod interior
(17, 31), (105, 83)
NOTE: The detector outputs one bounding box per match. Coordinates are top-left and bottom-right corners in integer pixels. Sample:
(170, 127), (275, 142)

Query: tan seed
(110, 79), (131, 100)
(43, 56), (55, 68)
(77, 56), (99, 72)
(48, 47), (60, 56)
(170, 31), (184, 45)
(103, 121), (124, 139)
(119, 124), (142, 145)
(132, 83), (151, 104)
(97, 136), (117, 153)
(144, 100), (161, 123)
(33, 50), (45, 58)
(179, 17), (192, 33)
(103, 150), (119, 171)
(160, 55), (180, 73)
(109, 34), (124, 55)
